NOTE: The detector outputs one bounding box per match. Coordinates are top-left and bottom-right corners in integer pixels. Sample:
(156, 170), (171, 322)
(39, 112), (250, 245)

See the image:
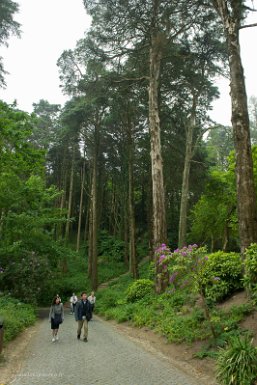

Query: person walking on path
(88, 291), (96, 316)
(75, 292), (92, 342)
(48, 295), (64, 342)
(69, 292), (78, 314)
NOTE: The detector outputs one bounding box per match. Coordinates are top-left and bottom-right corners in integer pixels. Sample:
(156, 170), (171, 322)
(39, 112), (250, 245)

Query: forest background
(2, 2), (257, 382)
(1, 0), (257, 301)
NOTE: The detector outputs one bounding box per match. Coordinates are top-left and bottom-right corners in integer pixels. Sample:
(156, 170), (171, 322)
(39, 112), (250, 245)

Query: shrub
(0, 296), (36, 343)
(216, 334), (257, 385)
(126, 279), (154, 302)
(202, 251), (243, 303)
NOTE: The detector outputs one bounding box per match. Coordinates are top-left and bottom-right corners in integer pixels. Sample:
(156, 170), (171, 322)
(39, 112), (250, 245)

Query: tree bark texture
(149, 32), (167, 247)
(65, 149), (75, 241)
(213, 0), (257, 253)
(127, 117), (138, 279)
(178, 95), (197, 248)
(149, 2), (167, 292)
(91, 125), (99, 291)
(76, 155), (86, 252)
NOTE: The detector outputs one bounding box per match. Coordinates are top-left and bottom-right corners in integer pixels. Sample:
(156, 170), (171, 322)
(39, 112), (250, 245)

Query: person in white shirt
(70, 293), (78, 314)
(88, 291), (96, 315)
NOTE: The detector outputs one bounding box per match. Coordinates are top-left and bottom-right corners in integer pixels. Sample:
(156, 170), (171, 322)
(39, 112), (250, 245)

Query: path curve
(8, 309), (204, 385)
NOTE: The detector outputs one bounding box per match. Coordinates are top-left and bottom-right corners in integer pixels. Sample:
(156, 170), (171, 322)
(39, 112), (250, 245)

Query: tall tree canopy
(0, 0), (20, 87)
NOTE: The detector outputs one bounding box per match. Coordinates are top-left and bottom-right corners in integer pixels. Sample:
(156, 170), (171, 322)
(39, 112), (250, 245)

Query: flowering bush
(155, 244), (209, 293)
(155, 244), (242, 304)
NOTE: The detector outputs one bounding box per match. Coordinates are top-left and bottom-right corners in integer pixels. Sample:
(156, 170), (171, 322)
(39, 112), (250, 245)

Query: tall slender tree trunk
(56, 166), (67, 240)
(65, 148), (75, 241)
(88, 123), (100, 291)
(228, 36), (257, 253)
(149, 31), (167, 248)
(87, 199), (93, 278)
(212, 1), (257, 253)
(91, 150), (98, 290)
(178, 94), (197, 248)
(149, 9), (167, 292)
(127, 118), (138, 279)
(76, 155), (86, 252)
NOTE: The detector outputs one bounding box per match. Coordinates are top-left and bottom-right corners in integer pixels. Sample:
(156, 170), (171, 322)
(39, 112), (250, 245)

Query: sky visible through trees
(0, 0), (257, 126)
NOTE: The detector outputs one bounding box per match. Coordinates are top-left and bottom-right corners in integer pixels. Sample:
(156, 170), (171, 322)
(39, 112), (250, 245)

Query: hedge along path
(3, 307), (205, 385)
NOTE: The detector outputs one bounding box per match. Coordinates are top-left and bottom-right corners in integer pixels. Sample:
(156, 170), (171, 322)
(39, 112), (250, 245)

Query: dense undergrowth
(96, 246), (257, 384)
(96, 260), (255, 345)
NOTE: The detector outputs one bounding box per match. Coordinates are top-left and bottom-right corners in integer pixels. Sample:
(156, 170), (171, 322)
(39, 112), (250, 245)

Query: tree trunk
(56, 168), (67, 240)
(212, 1), (257, 253)
(228, 36), (257, 253)
(149, 32), (167, 248)
(149, 15), (167, 292)
(91, 126), (99, 291)
(87, 199), (93, 278)
(178, 95), (197, 248)
(76, 155), (86, 252)
(127, 118), (138, 279)
(65, 149), (75, 241)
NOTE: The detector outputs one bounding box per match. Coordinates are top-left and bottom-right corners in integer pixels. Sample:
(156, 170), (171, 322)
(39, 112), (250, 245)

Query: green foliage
(244, 243), (257, 292)
(104, 303), (135, 323)
(216, 335), (257, 385)
(202, 251), (243, 303)
(0, 1), (20, 86)
(0, 102), (69, 305)
(0, 295), (36, 343)
(98, 259), (127, 284)
(126, 279), (154, 302)
(189, 168), (237, 250)
(157, 308), (209, 343)
(132, 302), (157, 328)
(98, 231), (125, 262)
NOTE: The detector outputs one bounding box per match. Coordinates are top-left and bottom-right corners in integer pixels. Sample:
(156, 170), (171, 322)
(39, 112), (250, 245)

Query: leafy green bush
(0, 296), (36, 343)
(216, 334), (257, 385)
(126, 279), (154, 302)
(202, 251), (243, 303)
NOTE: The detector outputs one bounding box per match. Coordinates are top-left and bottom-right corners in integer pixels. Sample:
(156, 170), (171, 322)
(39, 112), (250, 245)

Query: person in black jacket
(74, 292), (92, 342)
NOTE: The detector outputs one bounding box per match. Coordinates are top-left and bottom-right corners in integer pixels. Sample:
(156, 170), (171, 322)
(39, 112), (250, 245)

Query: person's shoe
(77, 334), (80, 340)
(52, 337), (55, 342)
(83, 337), (88, 342)
(55, 335), (59, 341)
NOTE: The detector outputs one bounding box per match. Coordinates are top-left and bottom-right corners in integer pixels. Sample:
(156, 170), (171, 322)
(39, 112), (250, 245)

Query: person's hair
(52, 295), (60, 305)
(81, 291), (87, 297)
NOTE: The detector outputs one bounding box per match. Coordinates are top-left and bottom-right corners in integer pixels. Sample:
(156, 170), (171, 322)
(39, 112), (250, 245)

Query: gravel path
(9, 309), (203, 385)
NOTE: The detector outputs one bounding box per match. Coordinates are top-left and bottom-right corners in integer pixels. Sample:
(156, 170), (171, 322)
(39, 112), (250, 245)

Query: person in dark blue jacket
(74, 292), (92, 342)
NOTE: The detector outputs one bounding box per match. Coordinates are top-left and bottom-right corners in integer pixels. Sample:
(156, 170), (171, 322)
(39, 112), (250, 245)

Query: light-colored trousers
(77, 319), (88, 338)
